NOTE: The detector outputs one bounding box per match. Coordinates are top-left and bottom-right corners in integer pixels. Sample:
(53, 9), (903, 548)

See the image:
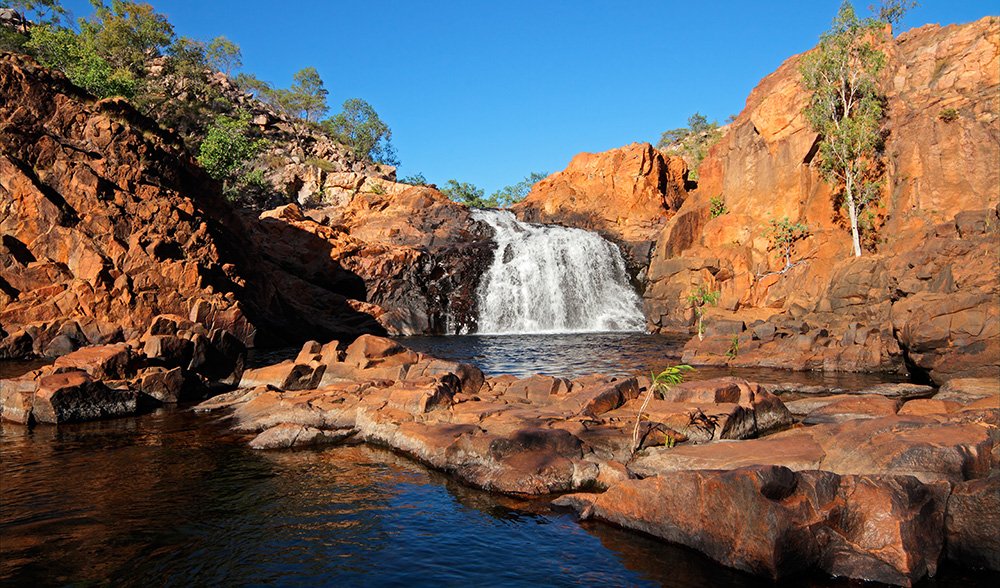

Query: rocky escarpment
(511, 18), (1000, 383)
(0, 53), (489, 357)
(657, 17), (1000, 383)
(512, 142), (689, 270)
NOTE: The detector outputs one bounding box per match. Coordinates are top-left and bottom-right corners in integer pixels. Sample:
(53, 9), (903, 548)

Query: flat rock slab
(630, 415), (993, 484)
(249, 423), (355, 449)
(556, 465), (949, 586)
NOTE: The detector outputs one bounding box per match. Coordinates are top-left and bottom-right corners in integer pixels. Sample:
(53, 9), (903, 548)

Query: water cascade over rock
(472, 210), (645, 334)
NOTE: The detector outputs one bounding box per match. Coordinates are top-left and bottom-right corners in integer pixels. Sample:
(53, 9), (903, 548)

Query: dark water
(2, 409), (777, 587)
(400, 332), (913, 388)
(3, 335), (991, 587)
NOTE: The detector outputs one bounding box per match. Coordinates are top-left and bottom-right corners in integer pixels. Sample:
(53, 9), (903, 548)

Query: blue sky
(60, 1), (994, 194)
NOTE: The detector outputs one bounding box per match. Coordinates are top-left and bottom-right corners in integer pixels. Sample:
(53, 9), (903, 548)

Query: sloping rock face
(656, 18), (1000, 383)
(512, 143), (688, 268)
(304, 187), (493, 334)
(512, 19), (998, 383)
(0, 53), (487, 357)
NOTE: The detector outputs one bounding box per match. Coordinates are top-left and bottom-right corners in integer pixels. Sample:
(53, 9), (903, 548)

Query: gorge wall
(516, 17), (1000, 383)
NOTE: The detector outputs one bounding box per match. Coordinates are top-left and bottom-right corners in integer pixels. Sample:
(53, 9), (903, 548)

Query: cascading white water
(472, 210), (646, 334)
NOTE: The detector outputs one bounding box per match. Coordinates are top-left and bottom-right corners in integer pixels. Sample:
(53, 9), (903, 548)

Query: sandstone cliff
(514, 18), (1000, 383)
(512, 142), (689, 268)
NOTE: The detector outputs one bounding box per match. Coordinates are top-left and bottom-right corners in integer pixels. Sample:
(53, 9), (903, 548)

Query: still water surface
(1, 334), (991, 586)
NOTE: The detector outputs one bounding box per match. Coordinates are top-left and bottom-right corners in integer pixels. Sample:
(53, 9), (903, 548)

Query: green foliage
(80, 0), (174, 76)
(686, 286), (719, 339)
(367, 181), (387, 195)
(26, 23), (137, 98)
(632, 365), (694, 452)
(491, 171), (547, 208)
(3, 0), (66, 26)
(206, 35), (240, 76)
(767, 217), (809, 269)
(441, 179), (490, 208)
(441, 173), (546, 209)
(801, 1), (893, 257)
(709, 195), (728, 218)
(872, 0), (918, 26)
(938, 107), (959, 122)
(399, 172), (428, 186)
(196, 111), (268, 197)
(726, 335), (739, 360)
(323, 98), (398, 166)
(279, 66), (327, 122)
(657, 112), (723, 180)
(0, 24), (28, 52)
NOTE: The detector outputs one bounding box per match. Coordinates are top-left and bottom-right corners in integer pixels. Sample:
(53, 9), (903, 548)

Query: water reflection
(400, 332), (911, 388)
(2, 409), (997, 587)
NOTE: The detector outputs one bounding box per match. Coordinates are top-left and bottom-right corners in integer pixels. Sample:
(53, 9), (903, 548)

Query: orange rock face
(512, 142), (688, 265)
(515, 18), (999, 383)
(0, 54), (490, 357)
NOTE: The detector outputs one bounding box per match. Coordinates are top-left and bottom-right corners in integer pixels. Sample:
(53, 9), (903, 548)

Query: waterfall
(472, 210), (646, 334)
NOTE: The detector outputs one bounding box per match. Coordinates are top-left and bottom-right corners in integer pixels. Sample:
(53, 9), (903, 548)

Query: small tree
(284, 66), (328, 122)
(801, 1), (890, 257)
(399, 172), (428, 186)
(441, 179), (490, 208)
(766, 217), (809, 270)
(686, 286), (719, 341)
(206, 36), (241, 77)
(657, 112), (723, 180)
(80, 0), (175, 76)
(490, 171), (547, 208)
(197, 111), (268, 196)
(632, 365), (693, 453)
(323, 98), (398, 166)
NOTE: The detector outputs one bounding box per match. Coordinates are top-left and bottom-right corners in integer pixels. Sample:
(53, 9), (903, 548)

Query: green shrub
(709, 195), (727, 218)
(766, 217), (809, 270)
(197, 112), (268, 195)
(938, 108), (959, 123)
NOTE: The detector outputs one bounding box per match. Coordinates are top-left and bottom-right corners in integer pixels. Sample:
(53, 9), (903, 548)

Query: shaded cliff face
(646, 17), (999, 382)
(0, 53), (488, 358)
(512, 142), (688, 268)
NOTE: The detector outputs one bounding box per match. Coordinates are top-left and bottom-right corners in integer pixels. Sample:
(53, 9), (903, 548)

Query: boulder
(238, 360), (325, 391)
(51, 344), (135, 380)
(946, 474), (1000, 571)
(133, 367), (186, 403)
(631, 415), (992, 484)
(557, 466), (948, 585)
(32, 370), (144, 423)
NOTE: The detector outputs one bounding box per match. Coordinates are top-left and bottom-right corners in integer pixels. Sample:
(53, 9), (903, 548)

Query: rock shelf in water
(181, 335), (996, 586)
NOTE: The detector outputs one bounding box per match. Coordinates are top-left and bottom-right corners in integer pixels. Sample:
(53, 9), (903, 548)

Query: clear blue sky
(61, 1), (994, 194)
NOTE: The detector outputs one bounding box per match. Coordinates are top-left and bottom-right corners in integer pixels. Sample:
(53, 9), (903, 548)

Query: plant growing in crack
(766, 217), (809, 272)
(686, 286), (720, 341)
(726, 335), (739, 360)
(631, 364), (693, 454)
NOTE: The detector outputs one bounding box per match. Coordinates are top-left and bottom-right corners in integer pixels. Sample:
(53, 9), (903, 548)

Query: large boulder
(557, 466), (949, 586)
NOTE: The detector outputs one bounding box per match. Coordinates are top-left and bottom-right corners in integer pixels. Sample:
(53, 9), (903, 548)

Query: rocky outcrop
(512, 143), (688, 267)
(191, 335), (998, 585)
(507, 19), (999, 383)
(0, 313), (247, 424)
(302, 187), (493, 334)
(0, 53), (491, 357)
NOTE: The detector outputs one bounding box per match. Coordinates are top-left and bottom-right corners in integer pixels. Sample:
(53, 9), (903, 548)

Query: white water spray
(472, 210), (646, 334)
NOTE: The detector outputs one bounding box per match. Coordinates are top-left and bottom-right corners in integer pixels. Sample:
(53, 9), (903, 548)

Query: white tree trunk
(845, 173), (862, 257)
